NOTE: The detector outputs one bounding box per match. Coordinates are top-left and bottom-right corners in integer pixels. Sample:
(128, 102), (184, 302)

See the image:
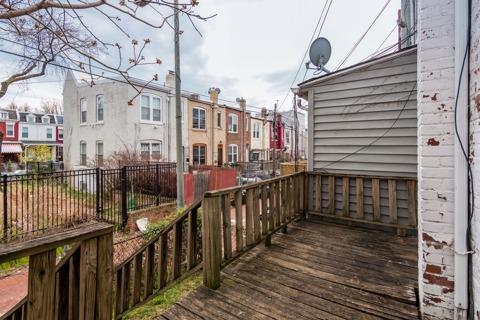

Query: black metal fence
(0, 163), (177, 241)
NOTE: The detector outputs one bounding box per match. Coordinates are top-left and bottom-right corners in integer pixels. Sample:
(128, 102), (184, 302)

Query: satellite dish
(309, 37), (331, 68)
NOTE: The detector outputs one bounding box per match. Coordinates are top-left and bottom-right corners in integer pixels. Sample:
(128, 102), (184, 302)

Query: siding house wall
(303, 47), (418, 177)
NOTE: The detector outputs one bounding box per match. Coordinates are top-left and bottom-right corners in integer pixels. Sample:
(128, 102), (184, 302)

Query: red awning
(1, 143), (22, 154)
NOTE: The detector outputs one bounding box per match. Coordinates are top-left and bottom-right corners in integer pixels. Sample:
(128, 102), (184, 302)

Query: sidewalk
(0, 271), (28, 316)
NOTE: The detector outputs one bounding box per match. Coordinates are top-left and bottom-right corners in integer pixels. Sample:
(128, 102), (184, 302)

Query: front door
(217, 145), (223, 166)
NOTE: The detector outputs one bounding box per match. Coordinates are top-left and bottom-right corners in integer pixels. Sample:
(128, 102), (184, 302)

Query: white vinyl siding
(307, 48), (417, 177)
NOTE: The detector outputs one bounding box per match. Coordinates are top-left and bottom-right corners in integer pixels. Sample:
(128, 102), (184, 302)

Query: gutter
(453, 0), (470, 318)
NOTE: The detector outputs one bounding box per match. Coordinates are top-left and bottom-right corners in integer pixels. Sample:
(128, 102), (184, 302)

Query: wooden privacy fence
(0, 222), (113, 320)
(307, 172), (417, 234)
(112, 199), (203, 319)
(202, 172), (306, 289)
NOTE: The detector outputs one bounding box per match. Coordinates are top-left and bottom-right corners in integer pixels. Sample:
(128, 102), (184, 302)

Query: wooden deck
(160, 219), (419, 320)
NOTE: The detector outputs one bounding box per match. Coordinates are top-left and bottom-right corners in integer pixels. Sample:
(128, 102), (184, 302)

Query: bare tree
(6, 101), (18, 110)
(40, 99), (63, 114)
(0, 1), (213, 100)
(18, 103), (31, 112)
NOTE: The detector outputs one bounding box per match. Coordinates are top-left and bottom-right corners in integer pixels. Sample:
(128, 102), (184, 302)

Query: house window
(21, 126), (28, 138)
(286, 130), (290, 144)
(192, 144), (206, 165)
(151, 143), (161, 159)
(46, 127), (53, 139)
(228, 144), (238, 163)
(96, 95), (104, 122)
(6, 124), (14, 137)
(27, 115), (35, 123)
(80, 141), (87, 166)
(152, 97), (161, 122)
(140, 142), (162, 160)
(80, 98), (87, 124)
(141, 95), (162, 122)
(252, 123), (260, 139)
(56, 116), (64, 125)
(251, 152), (260, 161)
(216, 112), (222, 128)
(42, 116), (50, 124)
(228, 114), (238, 133)
(0, 112), (7, 120)
(96, 141), (104, 167)
(59, 128), (64, 139)
(245, 117), (249, 132)
(192, 107), (206, 129)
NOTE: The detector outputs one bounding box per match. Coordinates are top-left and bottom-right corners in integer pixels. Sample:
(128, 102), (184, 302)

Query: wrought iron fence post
(120, 166), (128, 228)
(2, 175), (7, 240)
(96, 167), (101, 219)
(156, 164), (160, 206)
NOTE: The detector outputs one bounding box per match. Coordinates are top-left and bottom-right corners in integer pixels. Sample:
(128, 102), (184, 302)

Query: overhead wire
(277, 0), (332, 110)
(334, 0), (392, 71)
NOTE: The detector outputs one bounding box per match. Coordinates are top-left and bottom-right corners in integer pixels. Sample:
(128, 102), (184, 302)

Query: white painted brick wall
(420, 0), (480, 318)
(470, 0), (480, 318)
(417, 0), (456, 318)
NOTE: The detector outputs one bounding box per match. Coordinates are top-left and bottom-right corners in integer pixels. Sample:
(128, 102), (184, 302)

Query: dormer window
(27, 115), (35, 123)
(42, 116), (50, 124)
(0, 112), (8, 120)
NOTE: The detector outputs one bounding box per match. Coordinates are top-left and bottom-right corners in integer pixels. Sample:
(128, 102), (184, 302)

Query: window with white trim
(140, 141), (162, 160)
(21, 126), (28, 138)
(228, 114), (238, 133)
(6, 123), (14, 137)
(46, 127), (53, 139)
(252, 122), (260, 139)
(59, 128), (64, 140)
(141, 95), (162, 122)
(96, 95), (104, 122)
(96, 141), (104, 166)
(286, 130), (290, 144)
(42, 116), (50, 124)
(192, 144), (206, 165)
(0, 112), (7, 120)
(27, 115), (35, 123)
(80, 98), (87, 124)
(192, 107), (206, 129)
(228, 144), (238, 163)
(80, 141), (87, 165)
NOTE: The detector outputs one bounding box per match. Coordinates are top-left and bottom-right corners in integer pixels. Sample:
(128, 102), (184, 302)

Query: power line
(334, 0), (392, 71)
(277, 0), (333, 110)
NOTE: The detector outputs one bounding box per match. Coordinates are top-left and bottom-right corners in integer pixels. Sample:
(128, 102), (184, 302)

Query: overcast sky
(0, 0), (400, 112)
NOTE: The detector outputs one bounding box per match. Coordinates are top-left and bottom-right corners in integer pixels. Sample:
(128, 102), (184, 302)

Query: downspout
(454, 0), (469, 318)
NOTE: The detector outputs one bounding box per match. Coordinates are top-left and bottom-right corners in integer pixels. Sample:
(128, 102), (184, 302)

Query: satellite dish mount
(306, 37), (332, 75)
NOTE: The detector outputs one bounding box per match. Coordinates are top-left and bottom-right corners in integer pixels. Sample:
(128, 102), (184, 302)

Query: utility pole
(174, 0), (184, 208)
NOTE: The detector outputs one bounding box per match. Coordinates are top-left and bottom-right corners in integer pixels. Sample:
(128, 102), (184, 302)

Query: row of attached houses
(0, 109), (64, 163)
(62, 70), (307, 169)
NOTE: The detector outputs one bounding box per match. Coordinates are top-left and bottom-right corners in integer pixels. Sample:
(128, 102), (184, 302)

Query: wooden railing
(0, 222), (113, 320)
(306, 172), (417, 234)
(202, 172), (306, 289)
(113, 199), (202, 319)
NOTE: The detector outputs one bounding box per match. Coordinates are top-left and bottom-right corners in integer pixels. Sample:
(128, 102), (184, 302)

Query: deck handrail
(203, 171), (307, 289)
(112, 197), (203, 319)
(306, 171), (417, 234)
(0, 222), (113, 320)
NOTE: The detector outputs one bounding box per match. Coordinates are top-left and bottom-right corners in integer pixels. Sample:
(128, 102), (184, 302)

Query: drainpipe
(453, 0), (469, 318)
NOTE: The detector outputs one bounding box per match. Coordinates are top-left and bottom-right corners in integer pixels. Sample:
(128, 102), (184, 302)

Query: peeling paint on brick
(422, 232), (450, 249)
(431, 93), (438, 101)
(427, 138), (440, 146)
(474, 94), (480, 111)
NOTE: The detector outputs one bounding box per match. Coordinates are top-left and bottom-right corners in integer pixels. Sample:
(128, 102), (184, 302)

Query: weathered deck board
(161, 219), (419, 320)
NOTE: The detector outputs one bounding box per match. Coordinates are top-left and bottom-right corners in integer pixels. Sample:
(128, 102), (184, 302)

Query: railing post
(120, 166), (128, 228)
(3, 175), (7, 240)
(202, 194), (221, 289)
(155, 164), (160, 206)
(96, 167), (101, 219)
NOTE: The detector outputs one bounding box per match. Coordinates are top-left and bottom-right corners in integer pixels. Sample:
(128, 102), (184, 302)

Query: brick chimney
(237, 97), (246, 111)
(208, 87), (221, 104)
